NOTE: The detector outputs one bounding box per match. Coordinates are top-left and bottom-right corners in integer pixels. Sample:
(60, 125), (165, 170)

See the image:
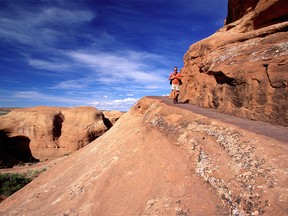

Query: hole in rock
(210, 71), (237, 87)
(52, 113), (64, 141)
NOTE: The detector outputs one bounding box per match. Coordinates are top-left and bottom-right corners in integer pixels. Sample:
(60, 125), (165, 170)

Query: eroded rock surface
(179, 0), (288, 126)
(0, 106), (112, 164)
(1, 97), (287, 216)
(103, 110), (125, 127)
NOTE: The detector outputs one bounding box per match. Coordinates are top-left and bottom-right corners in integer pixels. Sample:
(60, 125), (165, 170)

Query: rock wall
(0, 106), (121, 164)
(179, 0), (288, 126)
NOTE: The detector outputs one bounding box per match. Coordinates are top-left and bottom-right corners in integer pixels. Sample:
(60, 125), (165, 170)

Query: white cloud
(40, 8), (95, 25)
(112, 98), (138, 103)
(26, 48), (171, 95)
(12, 91), (44, 99)
(89, 97), (139, 111)
(28, 59), (71, 71)
(52, 80), (87, 89)
(7, 90), (138, 111)
(67, 50), (168, 85)
(10, 90), (84, 104)
(0, 5), (95, 48)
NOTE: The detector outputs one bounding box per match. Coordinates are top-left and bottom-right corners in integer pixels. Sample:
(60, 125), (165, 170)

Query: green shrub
(0, 173), (32, 197)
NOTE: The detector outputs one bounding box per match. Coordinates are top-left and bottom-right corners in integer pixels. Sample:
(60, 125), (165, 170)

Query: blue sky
(0, 0), (227, 111)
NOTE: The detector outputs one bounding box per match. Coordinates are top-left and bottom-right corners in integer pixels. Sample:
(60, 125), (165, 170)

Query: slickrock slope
(1, 97), (287, 216)
(179, 0), (288, 126)
(0, 106), (113, 165)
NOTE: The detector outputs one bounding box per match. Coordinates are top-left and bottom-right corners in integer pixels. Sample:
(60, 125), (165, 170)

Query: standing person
(169, 66), (182, 104)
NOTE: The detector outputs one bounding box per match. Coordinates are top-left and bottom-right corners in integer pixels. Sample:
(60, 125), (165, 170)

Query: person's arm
(176, 73), (181, 80)
(169, 74), (176, 80)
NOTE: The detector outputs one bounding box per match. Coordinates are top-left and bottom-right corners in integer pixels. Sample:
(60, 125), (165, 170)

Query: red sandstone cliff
(179, 0), (288, 126)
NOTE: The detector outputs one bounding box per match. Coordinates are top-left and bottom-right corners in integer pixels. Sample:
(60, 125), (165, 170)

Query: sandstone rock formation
(0, 106), (116, 165)
(179, 0), (288, 126)
(1, 97), (287, 215)
(103, 110), (125, 126)
(1, 1), (287, 215)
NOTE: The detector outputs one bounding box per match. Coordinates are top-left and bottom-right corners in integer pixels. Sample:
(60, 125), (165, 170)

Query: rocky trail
(153, 96), (288, 143)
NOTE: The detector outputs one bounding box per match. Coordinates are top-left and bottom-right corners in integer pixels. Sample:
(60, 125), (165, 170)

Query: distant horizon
(0, 95), (170, 112)
(0, 95), (167, 111)
(0, 0), (228, 111)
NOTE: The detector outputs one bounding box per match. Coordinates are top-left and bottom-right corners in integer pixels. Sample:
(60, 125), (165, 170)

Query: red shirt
(169, 72), (181, 85)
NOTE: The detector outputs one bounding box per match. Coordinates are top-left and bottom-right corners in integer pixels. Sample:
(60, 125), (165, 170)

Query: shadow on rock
(0, 130), (39, 168)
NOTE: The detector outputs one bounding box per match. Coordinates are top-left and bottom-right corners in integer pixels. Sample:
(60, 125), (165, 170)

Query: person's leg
(175, 91), (179, 103)
(173, 85), (180, 103)
(171, 84), (176, 101)
(173, 89), (176, 99)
